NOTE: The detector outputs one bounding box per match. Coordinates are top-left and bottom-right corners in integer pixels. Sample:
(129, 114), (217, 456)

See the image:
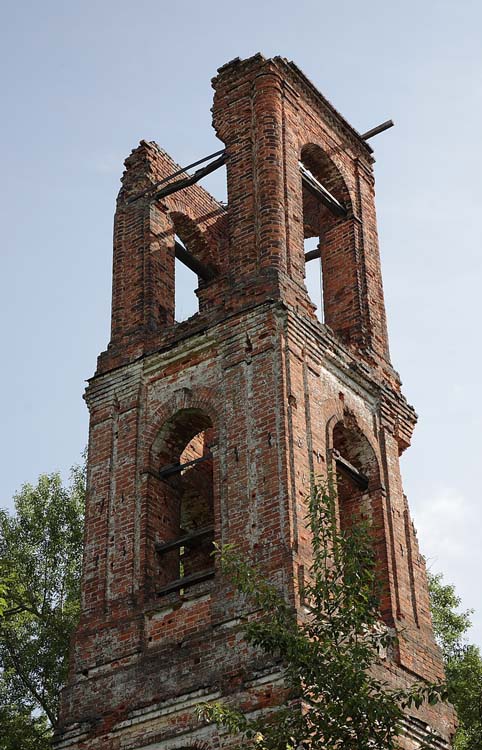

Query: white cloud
(412, 487), (482, 646)
(414, 487), (469, 564)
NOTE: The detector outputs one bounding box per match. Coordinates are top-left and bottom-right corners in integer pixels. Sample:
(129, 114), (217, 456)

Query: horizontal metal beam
(156, 149), (225, 188)
(300, 163), (347, 218)
(155, 525), (214, 555)
(154, 152), (227, 201)
(332, 449), (369, 491)
(156, 568), (215, 597)
(304, 247), (321, 263)
(127, 149), (226, 204)
(175, 240), (216, 282)
(361, 119), (394, 140)
(159, 452), (213, 479)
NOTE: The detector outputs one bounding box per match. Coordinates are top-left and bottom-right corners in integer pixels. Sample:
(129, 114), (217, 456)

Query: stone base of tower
(54, 669), (453, 750)
(54, 682), (454, 750)
(53, 665), (286, 750)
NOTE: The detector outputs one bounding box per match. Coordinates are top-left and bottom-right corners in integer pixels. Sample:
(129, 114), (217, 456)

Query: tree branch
(3, 638), (57, 728)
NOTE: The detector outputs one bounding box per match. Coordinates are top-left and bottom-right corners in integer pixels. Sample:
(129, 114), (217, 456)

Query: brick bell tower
(55, 55), (455, 749)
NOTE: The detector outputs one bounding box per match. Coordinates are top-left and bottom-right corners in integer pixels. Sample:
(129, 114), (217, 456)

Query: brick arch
(297, 140), (367, 346)
(300, 141), (353, 210)
(326, 410), (393, 622)
(166, 193), (227, 268)
(325, 409), (380, 483)
(324, 401), (345, 447)
(142, 393), (219, 593)
(332, 418), (380, 490)
(149, 178), (227, 275)
(144, 389), (219, 471)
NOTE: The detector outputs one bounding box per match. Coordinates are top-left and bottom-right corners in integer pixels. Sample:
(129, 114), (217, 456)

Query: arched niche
(332, 419), (379, 528)
(300, 144), (361, 344)
(147, 408), (216, 596)
(330, 417), (392, 622)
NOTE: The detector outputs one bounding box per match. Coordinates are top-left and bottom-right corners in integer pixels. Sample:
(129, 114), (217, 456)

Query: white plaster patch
(114, 688), (221, 731)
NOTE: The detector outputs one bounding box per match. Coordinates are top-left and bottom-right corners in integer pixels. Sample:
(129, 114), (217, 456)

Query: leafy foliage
(0, 464), (85, 748)
(0, 704), (51, 750)
(199, 482), (446, 750)
(428, 572), (482, 750)
(428, 572), (473, 661)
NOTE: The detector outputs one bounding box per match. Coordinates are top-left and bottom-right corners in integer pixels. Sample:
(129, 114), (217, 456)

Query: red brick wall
(212, 55), (390, 360)
(55, 54), (455, 750)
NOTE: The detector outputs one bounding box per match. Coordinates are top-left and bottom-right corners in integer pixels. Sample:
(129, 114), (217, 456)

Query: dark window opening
(332, 422), (377, 531)
(331, 421), (391, 621)
(155, 409), (215, 596)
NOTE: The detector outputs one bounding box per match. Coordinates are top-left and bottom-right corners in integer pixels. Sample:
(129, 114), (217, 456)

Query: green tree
(199, 482), (446, 750)
(0, 464), (85, 750)
(428, 572), (482, 750)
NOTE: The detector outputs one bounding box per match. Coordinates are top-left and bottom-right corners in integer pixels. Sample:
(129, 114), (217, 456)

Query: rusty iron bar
(154, 152), (227, 201)
(159, 452), (213, 479)
(127, 149), (227, 204)
(175, 240), (216, 282)
(156, 568), (215, 597)
(361, 119), (394, 140)
(332, 449), (369, 491)
(300, 163), (347, 218)
(155, 525), (214, 555)
(156, 149), (225, 187)
(304, 247), (321, 263)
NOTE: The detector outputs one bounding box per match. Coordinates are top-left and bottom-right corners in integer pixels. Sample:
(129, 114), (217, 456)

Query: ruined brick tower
(55, 55), (455, 749)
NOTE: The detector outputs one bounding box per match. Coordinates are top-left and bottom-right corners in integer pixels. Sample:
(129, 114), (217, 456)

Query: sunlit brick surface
(54, 55), (455, 750)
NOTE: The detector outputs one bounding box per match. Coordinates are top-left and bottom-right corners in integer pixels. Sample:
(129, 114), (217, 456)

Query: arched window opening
(175, 235), (199, 322)
(333, 423), (376, 525)
(331, 421), (391, 620)
(154, 409), (215, 596)
(300, 145), (349, 325)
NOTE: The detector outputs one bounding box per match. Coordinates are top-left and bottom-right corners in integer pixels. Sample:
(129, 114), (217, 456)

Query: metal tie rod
(127, 148), (226, 204)
(361, 119), (394, 140)
(154, 152), (226, 201)
(155, 148), (226, 188)
(299, 163), (347, 218)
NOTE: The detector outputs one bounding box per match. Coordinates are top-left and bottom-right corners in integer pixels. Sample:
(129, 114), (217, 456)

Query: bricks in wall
(54, 54), (456, 750)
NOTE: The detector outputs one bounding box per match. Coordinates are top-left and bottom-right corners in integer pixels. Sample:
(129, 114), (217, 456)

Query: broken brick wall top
(99, 53), (393, 384)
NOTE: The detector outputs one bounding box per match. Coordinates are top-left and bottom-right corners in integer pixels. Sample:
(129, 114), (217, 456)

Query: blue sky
(1, 0), (481, 644)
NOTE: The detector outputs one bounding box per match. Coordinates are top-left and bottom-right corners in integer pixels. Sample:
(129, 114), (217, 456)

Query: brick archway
(144, 389), (219, 472)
